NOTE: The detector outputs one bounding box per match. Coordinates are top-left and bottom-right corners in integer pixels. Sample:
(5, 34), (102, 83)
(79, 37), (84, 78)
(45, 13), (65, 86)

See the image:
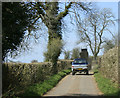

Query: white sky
(8, 2), (118, 63)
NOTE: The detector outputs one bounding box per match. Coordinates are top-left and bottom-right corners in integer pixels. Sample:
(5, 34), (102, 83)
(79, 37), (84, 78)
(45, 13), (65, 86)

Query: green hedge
(21, 69), (71, 97)
(2, 60), (72, 97)
(98, 47), (118, 84)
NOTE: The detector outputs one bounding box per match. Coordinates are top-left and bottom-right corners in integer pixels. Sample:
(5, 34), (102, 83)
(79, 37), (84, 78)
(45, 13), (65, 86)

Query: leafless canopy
(74, 8), (115, 59)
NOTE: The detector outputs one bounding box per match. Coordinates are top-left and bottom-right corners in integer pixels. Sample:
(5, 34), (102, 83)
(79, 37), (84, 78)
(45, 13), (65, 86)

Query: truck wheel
(72, 71), (75, 75)
(86, 70), (89, 75)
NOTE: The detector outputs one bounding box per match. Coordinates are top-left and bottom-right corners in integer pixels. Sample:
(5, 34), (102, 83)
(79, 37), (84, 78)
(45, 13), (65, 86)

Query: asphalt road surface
(43, 71), (103, 97)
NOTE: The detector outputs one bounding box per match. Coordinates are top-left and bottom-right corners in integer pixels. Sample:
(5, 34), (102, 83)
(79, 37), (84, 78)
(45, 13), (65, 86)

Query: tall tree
(26, 2), (90, 73)
(2, 2), (33, 61)
(75, 8), (115, 60)
(20, 2), (73, 73)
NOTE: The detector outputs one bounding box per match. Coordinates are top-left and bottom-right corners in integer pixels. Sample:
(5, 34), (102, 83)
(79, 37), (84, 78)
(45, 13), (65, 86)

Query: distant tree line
(64, 47), (80, 60)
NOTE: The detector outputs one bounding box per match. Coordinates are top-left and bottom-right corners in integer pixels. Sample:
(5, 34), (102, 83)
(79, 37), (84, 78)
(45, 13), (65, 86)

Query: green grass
(94, 70), (120, 97)
(19, 68), (71, 97)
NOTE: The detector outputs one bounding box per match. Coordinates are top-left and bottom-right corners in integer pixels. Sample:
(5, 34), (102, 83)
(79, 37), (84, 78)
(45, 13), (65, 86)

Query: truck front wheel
(72, 71), (75, 75)
(86, 70), (89, 75)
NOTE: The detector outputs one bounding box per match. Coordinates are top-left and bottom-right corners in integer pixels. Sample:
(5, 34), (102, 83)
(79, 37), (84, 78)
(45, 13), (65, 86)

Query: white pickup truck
(72, 58), (89, 75)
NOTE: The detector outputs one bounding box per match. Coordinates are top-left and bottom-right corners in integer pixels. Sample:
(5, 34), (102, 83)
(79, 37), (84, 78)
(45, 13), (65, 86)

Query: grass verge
(94, 70), (120, 97)
(18, 68), (71, 97)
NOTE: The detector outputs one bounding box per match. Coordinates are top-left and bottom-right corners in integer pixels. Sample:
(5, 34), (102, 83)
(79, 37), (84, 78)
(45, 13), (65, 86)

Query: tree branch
(28, 15), (41, 34)
(57, 2), (72, 20)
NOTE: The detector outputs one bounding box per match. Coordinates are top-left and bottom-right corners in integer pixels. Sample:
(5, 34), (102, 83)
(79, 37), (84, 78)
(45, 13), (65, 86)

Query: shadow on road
(43, 94), (120, 98)
(24, 94), (119, 98)
(43, 95), (105, 98)
(75, 73), (94, 76)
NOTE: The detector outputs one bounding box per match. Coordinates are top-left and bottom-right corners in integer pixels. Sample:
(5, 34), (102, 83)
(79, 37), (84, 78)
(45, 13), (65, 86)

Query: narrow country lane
(43, 72), (103, 97)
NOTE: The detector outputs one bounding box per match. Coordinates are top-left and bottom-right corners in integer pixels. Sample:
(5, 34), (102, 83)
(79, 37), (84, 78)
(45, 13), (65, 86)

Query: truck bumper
(73, 68), (88, 72)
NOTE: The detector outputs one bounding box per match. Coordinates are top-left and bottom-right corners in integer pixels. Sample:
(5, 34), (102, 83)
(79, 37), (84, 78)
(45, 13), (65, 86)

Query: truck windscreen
(73, 60), (87, 64)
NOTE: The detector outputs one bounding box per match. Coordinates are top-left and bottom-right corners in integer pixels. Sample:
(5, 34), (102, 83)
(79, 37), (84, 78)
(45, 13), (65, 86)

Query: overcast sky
(8, 2), (118, 63)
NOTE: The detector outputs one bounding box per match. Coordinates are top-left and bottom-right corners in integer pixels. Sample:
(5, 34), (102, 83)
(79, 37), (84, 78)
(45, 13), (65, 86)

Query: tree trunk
(41, 2), (72, 74)
(51, 61), (58, 74)
(94, 54), (97, 60)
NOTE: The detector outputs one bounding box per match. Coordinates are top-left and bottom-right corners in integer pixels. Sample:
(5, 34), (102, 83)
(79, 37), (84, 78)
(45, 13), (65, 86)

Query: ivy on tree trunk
(28, 2), (72, 74)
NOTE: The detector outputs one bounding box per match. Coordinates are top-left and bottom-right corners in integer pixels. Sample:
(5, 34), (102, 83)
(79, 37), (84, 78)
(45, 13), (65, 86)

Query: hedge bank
(2, 60), (73, 96)
(98, 46), (119, 86)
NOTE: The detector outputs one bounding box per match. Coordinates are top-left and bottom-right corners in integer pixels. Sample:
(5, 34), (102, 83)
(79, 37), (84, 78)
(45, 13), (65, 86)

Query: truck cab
(72, 58), (89, 75)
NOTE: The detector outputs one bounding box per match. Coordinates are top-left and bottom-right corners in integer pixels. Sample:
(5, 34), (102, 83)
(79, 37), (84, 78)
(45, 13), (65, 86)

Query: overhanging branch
(57, 2), (73, 20)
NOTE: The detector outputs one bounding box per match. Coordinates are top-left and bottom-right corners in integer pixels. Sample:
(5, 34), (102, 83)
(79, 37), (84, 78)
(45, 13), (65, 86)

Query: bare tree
(75, 8), (115, 60)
